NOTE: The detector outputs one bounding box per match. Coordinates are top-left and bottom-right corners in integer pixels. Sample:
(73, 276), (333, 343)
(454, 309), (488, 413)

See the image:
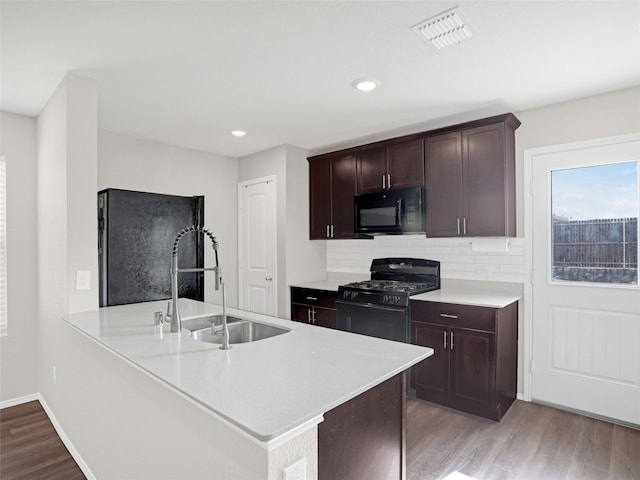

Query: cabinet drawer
(291, 288), (337, 309)
(411, 300), (496, 332)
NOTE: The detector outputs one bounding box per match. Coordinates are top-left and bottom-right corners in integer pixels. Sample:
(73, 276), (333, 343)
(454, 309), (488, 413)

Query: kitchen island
(63, 299), (432, 480)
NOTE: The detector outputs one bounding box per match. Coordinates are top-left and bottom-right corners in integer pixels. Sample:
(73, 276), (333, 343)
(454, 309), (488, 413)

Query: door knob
(265, 275), (273, 281)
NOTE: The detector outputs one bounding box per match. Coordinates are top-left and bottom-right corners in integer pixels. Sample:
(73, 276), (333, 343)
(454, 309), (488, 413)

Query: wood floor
(2, 399), (638, 479)
(407, 398), (640, 480)
(0, 401), (85, 480)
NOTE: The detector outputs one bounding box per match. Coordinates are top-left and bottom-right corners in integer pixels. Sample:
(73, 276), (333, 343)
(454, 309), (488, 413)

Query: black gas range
(336, 258), (440, 343)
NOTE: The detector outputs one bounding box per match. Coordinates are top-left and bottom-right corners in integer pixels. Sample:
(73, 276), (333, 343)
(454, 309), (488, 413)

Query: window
(0, 156), (6, 336)
(551, 160), (638, 285)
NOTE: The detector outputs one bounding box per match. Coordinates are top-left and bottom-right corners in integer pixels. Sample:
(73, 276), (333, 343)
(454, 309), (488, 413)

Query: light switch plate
(282, 458), (306, 480)
(76, 270), (91, 290)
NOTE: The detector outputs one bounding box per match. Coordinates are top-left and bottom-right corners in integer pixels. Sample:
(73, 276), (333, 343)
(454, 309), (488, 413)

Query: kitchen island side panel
(318, 373), (406, 480)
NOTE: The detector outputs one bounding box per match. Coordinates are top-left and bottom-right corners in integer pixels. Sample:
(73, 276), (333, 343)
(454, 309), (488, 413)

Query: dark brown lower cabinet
(290, 287), (337, 329)
(411, 300), (518, 421)
(318, 373), (406, 480)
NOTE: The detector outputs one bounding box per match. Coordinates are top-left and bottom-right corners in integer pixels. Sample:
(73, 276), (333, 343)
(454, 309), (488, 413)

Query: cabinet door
(291, 304), (311, 324)
(387, 138), (424, 190)
(309, 158), (332, 239)
(463, 123), (512, 236)
(411, 322), (449, 405)
(330, 154), (356, 238)
(425, 132), (463, 237)
(356, 146), (387, 194)
(448, 327), (496, 418)
(313, 307), (337, 329)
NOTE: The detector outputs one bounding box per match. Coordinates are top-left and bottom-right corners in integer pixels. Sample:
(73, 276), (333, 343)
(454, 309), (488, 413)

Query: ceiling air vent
(412, 7), (473, 50)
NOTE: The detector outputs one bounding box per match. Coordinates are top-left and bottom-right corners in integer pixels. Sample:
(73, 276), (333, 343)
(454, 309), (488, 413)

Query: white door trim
(523, 132), (640, 403)
(237, 175), (277, 315)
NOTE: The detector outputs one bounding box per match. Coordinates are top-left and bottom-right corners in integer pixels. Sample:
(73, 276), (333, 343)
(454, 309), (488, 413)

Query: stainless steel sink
(183, 316), (290, 344)
(180, 314), (243, 333)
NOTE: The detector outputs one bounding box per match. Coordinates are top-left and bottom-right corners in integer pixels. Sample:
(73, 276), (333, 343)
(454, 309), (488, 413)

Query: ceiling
(2, 1), (639, 158)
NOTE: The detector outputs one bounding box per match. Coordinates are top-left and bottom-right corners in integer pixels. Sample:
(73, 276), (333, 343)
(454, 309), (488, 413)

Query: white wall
(239, 145), (327, 318)
(514, 85), (640, 235)
(238, 146), (288, 315)
(35, 74), (274, 479)
(36, 71), (100, 468)
(0, 112), (39, 402)
(98, 129), (239, 307)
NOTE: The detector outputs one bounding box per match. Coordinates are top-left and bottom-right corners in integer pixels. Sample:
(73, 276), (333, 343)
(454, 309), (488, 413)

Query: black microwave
(354, 186), (425, 234)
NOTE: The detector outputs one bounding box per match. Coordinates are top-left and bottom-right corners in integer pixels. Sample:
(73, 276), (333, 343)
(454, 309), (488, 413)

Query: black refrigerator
(98, 188), (205, 307)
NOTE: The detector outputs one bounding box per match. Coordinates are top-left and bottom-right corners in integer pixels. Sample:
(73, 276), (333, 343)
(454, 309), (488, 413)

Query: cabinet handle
(382, 174), (386, 190)
(387, 174), (391, 189)
(439, 313), (458, 319)
(305, 296), (318, 301)
(457, 218), (461, 235)
(331, 224), (335, 238)
(312, 308), (317, 324)
(307, 308), (312, 323)
(326, 225), (330, 238)
(451, 331), (455, 350)
(463, 217), (467, 235)
(443, 330), (447, 349)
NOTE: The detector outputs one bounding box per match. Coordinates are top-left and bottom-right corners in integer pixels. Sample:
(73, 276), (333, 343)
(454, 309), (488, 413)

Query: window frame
(0, 155), (6, 336)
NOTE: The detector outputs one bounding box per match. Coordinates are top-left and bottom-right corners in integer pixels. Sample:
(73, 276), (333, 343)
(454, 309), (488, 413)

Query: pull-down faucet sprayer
(170, 226), (229, 349)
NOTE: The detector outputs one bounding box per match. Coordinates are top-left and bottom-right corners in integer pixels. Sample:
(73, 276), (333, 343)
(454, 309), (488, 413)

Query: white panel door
(238, 177), (277, 316)
(530, 135), (640, 426)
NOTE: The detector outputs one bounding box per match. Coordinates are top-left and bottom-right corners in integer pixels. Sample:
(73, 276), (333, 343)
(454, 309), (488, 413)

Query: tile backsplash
(326, 236), (525, 283)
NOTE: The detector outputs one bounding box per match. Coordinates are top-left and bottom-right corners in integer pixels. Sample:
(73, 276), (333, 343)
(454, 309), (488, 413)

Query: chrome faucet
(169, 225), (231, 350)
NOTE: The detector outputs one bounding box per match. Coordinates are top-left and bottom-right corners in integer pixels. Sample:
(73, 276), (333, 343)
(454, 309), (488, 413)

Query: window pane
(551, 161), (638, 285)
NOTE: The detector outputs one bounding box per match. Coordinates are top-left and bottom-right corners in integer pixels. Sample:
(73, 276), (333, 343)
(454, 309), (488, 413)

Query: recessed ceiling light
(230, 130), (246, 137)
(412, 6), (473, 50)
(352, 78), (380, 92)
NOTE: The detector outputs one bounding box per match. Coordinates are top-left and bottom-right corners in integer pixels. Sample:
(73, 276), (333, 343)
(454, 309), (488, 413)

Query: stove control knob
(383, 295), (400, 304)
(343, 290), (358, 300)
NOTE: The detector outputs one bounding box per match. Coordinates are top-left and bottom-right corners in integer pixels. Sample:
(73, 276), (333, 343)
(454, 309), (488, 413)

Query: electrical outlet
(52, 366), (57, 385)
(75, 270), (91, 290)
(282, 458), (306, 480)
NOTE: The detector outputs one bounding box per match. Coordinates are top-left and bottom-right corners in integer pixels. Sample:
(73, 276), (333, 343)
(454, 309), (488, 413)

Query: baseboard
(1, 393), (97, 480)
(0, 393), (40, 409)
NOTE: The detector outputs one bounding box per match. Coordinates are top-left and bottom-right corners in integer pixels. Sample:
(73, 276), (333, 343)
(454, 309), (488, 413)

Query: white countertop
(63, 299), (432, 445)
(290, 273), (369, 292)
(412, 279), (522, 308)
(292, 275), (522, 309)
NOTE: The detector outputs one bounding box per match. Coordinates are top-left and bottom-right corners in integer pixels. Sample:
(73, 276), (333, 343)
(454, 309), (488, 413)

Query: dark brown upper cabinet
(309, 113), (519, 239)
(309, 153), (356, 239)
(356, 137), (425, 194)
(425, 114), (520, 237)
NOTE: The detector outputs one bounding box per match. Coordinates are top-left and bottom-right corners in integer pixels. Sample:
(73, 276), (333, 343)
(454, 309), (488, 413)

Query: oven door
(335, 301), (409, 343)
